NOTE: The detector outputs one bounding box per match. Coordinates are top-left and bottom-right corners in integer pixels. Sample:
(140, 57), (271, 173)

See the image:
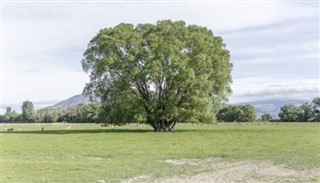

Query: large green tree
(82, 20), (232, 131)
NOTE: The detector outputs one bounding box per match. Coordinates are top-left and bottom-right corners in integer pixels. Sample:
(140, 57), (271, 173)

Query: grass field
(1, 123), (320, 182)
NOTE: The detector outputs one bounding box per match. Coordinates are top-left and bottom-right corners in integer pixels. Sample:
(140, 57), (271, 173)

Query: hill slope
(235, 99), (306, 118)
(49, 94), (99, 109)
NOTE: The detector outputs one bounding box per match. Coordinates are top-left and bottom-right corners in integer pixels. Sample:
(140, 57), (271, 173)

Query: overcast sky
(1, 1), (319, 110)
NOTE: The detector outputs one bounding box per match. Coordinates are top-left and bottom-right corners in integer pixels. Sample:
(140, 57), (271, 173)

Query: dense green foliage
(2, 123), (319, 182)
(59, 104), (103, 123)
(311, 97), (320, 121)
(216, 105), (256, 122)
(82, 20), (233, 131)
(35, 108), (62, 123)
(21, 100), (35, 122)
(279, 104), (303, 122)
(261, 113), (273, 122)
(0, 107), (19, 122)
(279, 97), (320, 122)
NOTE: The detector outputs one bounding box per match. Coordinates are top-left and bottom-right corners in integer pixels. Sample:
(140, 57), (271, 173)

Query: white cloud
(229, 78), (319, 103)
(3, 68), (89, 103)
(1, 2), (319, 105)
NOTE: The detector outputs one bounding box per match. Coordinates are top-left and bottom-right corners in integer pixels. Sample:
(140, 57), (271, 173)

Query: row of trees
(278, 97), (320, 122)
(0, 101), (102, 123)
(1, 102), (257, 123)
(1, 97), (319, 123)
(1, 101), (35, 123)
(215, 97), (320, 122)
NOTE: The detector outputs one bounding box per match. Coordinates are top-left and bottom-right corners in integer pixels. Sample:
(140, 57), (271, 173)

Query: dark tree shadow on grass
(0, 129), (153, 135)
(1, 122), (282, 135)
(1, 128), (204, 134)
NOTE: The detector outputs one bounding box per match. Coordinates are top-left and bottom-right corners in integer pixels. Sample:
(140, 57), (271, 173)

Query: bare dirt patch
(159, 158), (320, 183)
(123, 158), (319, 183)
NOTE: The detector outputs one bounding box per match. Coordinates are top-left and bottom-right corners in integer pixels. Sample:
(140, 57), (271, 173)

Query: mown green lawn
(1, 123), (319, 182)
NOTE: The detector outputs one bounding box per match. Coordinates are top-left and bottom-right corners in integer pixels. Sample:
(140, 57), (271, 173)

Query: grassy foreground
(1, 123), (320, 182)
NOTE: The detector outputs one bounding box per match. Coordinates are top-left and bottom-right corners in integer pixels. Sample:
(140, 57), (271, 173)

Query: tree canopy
(261, 113), (273, 122)
(22, 100), (35, 122)
(216, 105), (256, 122)
(82, 20), (233, 131)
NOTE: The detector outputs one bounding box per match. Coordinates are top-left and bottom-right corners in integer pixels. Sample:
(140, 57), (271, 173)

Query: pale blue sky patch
(1, 1), (319, 108)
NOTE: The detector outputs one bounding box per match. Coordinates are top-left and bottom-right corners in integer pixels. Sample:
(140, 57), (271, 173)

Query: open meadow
(1, 123), (320, 182)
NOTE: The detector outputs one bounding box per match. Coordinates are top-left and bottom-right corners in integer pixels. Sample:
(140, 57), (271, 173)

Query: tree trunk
(169, 120), (177, 131)
(148, 119), (177, 132)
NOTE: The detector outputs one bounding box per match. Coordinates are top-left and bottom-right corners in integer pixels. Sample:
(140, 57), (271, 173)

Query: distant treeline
(0, 101), (102, 123)
(1, 97), (319, 123)
(217, 97), (320, 122)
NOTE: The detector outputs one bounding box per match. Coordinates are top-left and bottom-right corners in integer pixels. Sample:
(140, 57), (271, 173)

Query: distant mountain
(234, 99), (306, 118)
(49, 94), (100, 109)
(0, 95), (98, 114)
